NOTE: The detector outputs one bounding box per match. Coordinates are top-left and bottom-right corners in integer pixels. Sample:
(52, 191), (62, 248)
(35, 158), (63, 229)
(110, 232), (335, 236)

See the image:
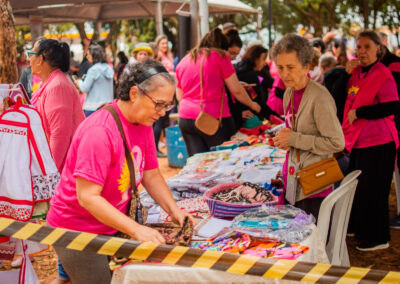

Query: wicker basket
(204, 182), (279, 218)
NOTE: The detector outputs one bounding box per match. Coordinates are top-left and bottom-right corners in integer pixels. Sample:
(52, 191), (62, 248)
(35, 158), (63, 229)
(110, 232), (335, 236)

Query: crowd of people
(7, 22), (400, 284)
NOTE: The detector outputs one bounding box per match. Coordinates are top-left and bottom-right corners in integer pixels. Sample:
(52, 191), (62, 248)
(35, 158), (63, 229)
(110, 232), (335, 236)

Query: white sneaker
(356, 241), (389, 251)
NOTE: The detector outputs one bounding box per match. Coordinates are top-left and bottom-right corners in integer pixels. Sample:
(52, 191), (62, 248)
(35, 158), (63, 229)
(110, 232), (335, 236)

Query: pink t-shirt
(46, 100), (158, 235)
(32, 69), (85, 172)
(176, 50), (235, 119)
(351, 76), (398, 149)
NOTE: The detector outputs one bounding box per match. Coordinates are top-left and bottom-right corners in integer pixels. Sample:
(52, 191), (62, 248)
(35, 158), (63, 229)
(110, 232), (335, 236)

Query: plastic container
(166, 125), (188, 168)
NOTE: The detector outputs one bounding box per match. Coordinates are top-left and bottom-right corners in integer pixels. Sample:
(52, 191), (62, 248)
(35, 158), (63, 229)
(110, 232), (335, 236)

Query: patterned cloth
(190, 231), (308, 260)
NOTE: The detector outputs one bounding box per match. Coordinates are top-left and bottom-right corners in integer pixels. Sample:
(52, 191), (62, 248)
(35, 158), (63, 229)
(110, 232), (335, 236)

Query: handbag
(297, 157), (344, 195)
(285, 93), (343, 202)
(103, 105), (193, 245)
(194, 56), (224, 136)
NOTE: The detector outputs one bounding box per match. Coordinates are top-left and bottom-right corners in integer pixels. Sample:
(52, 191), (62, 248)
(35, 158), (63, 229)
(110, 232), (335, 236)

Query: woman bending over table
(272, 34), (345, 219)
(46, 60), (194, 284)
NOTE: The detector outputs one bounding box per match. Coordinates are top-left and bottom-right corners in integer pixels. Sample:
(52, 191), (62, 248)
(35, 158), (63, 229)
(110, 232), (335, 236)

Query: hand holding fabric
(170, 208), (196, 227)
(131, 224), (166, 244)
(242, 110), (254, 119)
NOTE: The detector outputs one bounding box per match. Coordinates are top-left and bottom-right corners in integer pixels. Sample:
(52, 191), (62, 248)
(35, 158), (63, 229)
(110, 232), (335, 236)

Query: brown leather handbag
(195, 56), (224, 136)
(296, 157), (344, 195)
(288, 95), (343, 196)
(103, 105), (193, 245)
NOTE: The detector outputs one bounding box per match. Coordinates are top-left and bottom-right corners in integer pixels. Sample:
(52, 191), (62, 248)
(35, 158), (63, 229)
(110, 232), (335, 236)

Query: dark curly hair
(89, 44), (107, 64)
(241, 44), (267, 69)
(35, 38), (70, 72)
(117, 59), (175, 101)
(357, 30), (384, 60)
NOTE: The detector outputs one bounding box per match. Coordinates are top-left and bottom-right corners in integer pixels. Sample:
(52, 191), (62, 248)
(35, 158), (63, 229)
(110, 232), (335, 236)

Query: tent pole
(156, 0), (163, 35)
(190, 0), (200, 48)
(198, 0), (209, 37)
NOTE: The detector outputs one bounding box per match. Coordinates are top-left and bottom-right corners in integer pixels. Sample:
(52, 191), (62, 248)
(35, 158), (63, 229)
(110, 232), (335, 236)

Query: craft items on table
(204, 182), (278, 218)
(190, 231), (309, 260)
(231, 205), (315, 243)
(142, 144), (286, 223)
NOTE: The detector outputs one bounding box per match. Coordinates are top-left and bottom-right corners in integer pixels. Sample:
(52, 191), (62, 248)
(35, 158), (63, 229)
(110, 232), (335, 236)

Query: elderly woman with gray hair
(272, 34), (345, 219)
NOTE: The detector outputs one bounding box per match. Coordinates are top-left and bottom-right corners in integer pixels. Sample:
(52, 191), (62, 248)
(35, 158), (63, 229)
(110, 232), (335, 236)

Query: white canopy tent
(10, 0), (258, 26)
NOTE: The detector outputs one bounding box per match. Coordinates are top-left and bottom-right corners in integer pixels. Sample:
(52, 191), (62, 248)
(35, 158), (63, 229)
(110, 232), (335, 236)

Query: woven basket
(204, 182), (278, 218)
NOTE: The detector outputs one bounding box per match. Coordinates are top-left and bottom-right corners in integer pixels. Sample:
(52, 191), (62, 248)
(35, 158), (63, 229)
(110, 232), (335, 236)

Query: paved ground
(1, 156), (399, 283)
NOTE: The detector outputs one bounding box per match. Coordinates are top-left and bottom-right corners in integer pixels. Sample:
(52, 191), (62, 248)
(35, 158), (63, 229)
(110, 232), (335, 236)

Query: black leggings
(153, 112), (169, 151)
(178, 117), (235, 156)
(348, 142), (396, 243)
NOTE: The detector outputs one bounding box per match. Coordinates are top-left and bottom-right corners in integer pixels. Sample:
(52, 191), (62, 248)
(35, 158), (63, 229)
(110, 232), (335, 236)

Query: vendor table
(111, 225), (328, 284)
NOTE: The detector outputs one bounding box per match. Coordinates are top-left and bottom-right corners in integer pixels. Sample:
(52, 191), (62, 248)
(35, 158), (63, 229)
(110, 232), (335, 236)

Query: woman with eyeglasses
(29, 38), (85, 172)
(46, 60), (194, 284)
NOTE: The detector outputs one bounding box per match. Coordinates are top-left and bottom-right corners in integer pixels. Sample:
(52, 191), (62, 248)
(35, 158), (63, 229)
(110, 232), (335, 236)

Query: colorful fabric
(211, 182), (275, 204)
(176, 50), (235, 120)
(32, 69), (85, 171)
(191, 231), (308, 260)
(47, 100), (158, 235)
(343, 62), (398, 152)
(239, 124), (271, 136)
(160, 197), (209, 222)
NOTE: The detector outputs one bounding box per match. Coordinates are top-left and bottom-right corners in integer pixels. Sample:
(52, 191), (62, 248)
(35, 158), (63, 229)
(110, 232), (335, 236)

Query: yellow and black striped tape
(1, 217), (399, 283)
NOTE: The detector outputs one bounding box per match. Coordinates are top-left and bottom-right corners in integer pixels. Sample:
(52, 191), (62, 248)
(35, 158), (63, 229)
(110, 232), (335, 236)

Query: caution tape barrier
(0, 217), (399, 283)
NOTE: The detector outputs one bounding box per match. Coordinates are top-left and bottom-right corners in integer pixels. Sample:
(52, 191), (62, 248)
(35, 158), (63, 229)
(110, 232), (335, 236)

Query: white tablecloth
(111, 225), (328, 284)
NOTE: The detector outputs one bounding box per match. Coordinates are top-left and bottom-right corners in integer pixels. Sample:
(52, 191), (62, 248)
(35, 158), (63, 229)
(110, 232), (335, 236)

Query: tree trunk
(75, 22), (88, 42)
(0, 0), (17, 83)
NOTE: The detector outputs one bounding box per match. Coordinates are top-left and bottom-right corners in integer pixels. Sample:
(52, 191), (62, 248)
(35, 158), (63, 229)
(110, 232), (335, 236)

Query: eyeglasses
(27, 51), (40, 58)
(139, 88), (175, 112)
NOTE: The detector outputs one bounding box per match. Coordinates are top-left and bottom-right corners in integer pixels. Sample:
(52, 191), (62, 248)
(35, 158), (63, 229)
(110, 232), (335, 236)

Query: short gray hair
(271, 33), (313, 67)
(319, 54), (337, 69)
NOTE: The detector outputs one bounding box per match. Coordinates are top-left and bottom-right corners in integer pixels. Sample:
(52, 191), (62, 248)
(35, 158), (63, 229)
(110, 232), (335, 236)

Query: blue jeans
(58, 259), (69, 280)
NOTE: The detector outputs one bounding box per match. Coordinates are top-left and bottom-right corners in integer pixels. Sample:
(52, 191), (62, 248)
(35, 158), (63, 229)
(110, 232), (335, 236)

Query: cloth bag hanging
(0, 99), (59, 221)
(194, 56), (224, 136)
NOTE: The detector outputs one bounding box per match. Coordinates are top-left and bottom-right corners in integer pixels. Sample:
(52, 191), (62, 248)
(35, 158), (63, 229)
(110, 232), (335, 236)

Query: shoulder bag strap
(290, 92), (300, 163)
(199, 56), (205, 111)
(103, 105), (137, 194)
(199, 53), (223, 126)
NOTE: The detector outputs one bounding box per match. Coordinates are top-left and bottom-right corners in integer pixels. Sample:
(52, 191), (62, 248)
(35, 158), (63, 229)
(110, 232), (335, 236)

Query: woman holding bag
(176, 28), (261, 156)
(46, 60), (194, 284)
(272, 34), (345, 219)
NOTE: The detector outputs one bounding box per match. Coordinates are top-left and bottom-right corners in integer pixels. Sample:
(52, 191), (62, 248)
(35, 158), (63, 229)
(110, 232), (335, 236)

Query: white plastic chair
(317, 170), (361, 266)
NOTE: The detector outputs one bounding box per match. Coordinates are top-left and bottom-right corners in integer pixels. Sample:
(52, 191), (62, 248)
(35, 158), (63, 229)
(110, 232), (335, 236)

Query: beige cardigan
(283, 80), (345, 202)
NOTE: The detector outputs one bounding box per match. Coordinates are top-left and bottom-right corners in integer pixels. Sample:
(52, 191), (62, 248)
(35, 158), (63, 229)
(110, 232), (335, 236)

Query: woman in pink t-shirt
(176, 28), (261, 156)
(29, 38), (85, 172)
(47, 60), (194, 284)
(343, 31), (399, 251)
